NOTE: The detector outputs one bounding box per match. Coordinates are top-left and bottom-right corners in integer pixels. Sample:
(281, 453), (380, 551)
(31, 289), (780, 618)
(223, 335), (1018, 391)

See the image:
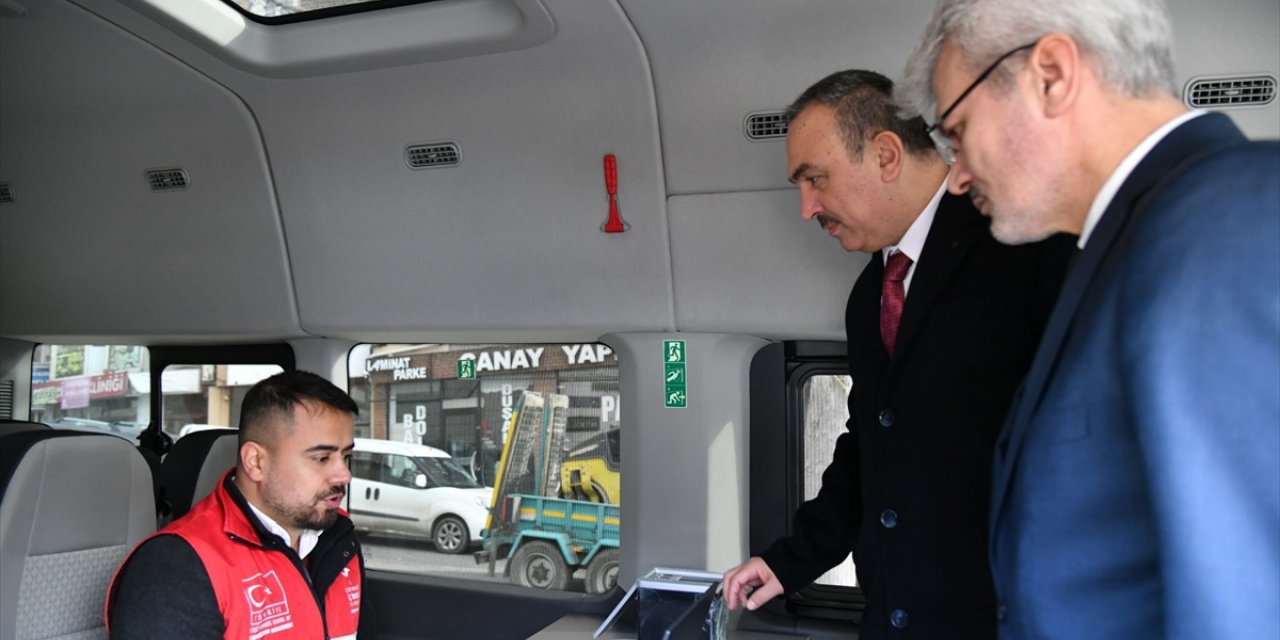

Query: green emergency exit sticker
(457, 358), (476, 380)
(664, 340), (686, 408)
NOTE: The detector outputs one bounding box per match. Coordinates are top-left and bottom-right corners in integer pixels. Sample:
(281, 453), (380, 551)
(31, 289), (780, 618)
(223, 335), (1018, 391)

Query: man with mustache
(722, 69), (1073, 638)
(107, 370), (374, 639)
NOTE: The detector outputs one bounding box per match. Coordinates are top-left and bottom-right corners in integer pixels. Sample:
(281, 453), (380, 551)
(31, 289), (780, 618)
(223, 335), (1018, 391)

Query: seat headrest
(160, 428), (240, 517)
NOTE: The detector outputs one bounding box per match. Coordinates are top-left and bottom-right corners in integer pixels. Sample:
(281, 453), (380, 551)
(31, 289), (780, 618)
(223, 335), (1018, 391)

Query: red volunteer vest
(107, 473), (363, 639)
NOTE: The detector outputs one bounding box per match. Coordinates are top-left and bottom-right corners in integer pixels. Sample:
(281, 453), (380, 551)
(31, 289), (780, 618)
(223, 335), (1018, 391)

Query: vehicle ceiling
(1, 0), (1276, 346)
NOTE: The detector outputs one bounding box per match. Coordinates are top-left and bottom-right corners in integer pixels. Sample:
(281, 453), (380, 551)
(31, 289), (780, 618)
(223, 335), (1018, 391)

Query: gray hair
(899, 0), (1178, 120)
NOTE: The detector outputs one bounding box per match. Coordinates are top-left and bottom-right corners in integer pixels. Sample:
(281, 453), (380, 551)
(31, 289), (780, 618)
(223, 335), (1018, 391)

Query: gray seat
(0, 430), (155, 640)
(158, 428), (239, 519)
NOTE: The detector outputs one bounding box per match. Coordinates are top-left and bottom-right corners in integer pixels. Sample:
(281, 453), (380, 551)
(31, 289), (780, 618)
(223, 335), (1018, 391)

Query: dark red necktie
(880, 251), (913, 355)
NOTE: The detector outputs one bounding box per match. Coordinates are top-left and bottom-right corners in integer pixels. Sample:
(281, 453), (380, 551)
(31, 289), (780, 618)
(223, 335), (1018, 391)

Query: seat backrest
(0, 430), (155, 640)
(159, 428), (239, 519)
(0, 421), (51, 436)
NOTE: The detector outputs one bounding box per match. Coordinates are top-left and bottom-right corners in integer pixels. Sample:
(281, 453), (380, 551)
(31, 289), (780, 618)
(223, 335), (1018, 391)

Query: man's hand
(722, 557), (784, 611)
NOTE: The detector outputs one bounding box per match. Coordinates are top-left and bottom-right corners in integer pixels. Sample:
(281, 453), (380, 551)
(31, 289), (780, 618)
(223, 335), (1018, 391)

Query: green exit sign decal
(663, 340), (686, 408)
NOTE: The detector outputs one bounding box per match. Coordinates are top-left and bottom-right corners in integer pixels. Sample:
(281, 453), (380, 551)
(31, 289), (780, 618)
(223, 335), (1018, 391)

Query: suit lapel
(989, 113), (1248, 525)
(889, 194), (987, 366)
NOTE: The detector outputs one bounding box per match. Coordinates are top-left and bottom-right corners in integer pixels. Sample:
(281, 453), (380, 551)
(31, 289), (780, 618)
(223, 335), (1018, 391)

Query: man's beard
(267, 485), (345, 531)
(980, 188), (1059, 246)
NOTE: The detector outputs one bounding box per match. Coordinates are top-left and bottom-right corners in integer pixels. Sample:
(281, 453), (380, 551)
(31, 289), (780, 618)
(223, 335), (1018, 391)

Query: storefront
(353, 344), (620, 486)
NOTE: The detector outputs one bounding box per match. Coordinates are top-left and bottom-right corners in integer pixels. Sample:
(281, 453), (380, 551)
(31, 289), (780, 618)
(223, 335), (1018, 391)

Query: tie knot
(884, 251), (913, 284)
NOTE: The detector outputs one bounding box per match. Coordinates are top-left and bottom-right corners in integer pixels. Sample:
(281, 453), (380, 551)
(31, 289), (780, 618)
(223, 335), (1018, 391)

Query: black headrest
(160, 428), (239, 517)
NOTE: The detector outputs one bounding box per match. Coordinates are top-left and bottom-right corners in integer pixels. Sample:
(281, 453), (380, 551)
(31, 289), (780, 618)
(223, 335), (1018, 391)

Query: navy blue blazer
(990, 113), (1280, 639)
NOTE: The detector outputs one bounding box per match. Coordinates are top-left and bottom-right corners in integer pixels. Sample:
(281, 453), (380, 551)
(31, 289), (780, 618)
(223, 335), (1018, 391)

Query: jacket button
(997, 603), (1007, 623)
(880, 509), (898, 529)
(890, 609), (909, 629)
(878, 409), (895, 428)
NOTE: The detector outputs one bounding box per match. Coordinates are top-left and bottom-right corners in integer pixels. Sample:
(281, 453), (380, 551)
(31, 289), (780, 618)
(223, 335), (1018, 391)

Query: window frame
(218, 0), (441, 26)
(748, 340), (865, 623)
(146, 344), (295, 453)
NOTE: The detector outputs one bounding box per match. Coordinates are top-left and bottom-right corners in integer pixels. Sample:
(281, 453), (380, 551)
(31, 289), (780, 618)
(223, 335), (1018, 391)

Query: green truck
(477, 392), (621, 595)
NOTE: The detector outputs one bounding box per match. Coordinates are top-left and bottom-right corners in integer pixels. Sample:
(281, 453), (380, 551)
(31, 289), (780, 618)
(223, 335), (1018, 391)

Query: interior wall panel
(668, 191), (866, 340)
(0, 0), (299, 342)
(225, 0), (673, 339)
(621, 0), (939, 197)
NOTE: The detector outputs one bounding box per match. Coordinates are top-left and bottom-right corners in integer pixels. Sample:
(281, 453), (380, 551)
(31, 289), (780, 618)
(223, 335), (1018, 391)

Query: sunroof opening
(222, 0), (437, 23)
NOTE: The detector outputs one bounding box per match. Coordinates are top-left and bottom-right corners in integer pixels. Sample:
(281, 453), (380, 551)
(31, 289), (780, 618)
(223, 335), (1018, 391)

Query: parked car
(347, 438), (494, 554)
(45, 417), (116, 435)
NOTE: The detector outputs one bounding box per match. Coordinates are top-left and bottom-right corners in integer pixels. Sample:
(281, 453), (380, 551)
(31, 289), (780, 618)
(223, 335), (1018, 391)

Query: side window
(161, 364), (283, 440)
(347, 343), (622, 595)
(383, 454), (420, 488)
(350, 451), (382, 481)
(30, 344), (149, 442)
(803, 374), (857, 588)
(749, 342), (862, 622)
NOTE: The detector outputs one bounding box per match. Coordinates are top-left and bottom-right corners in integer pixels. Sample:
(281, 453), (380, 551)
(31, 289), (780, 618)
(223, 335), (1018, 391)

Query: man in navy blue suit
(899, 0), (1279, 638)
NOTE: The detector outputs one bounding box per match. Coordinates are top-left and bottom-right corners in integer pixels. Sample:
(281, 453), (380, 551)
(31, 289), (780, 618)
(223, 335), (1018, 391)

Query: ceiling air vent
(146, 168), (189, 191)
(0, 183), (13, 203)
(405, 142), (461, 169)
(745, 111), (788, 141)
(1184, 74), (1276, 108)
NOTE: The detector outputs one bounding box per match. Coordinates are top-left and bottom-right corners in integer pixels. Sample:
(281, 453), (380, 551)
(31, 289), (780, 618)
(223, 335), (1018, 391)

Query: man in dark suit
(901, 1), (1280, 637)
(722, 70), (1073, 638)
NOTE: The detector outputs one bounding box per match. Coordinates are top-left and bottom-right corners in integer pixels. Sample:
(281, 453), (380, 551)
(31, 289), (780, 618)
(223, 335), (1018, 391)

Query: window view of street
(347, 343), (621, 594)
(29, 345), (280, 443)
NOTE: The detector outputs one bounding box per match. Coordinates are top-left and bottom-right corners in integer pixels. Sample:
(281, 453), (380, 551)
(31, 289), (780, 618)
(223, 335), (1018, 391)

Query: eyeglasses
(926, 42), (1037, 164)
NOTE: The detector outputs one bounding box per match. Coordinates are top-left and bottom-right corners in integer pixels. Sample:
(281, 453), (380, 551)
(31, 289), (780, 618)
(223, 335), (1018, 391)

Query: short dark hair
(238, 370), (358, 447)
(784, 69), (936, 160)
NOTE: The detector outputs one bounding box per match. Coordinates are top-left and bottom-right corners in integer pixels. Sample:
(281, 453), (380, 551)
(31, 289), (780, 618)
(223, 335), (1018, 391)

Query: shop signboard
(62, 377), (91, 409)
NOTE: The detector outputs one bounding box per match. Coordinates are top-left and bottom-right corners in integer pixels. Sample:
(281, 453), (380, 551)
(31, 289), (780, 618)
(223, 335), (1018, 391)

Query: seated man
(106, 370), (375, 639)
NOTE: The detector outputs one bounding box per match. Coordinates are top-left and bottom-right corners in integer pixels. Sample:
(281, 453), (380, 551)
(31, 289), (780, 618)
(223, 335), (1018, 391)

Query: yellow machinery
(558, 428), (620, 505)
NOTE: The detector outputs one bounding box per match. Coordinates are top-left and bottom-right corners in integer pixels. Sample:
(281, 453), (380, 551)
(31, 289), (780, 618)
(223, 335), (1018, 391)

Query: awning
(125, 369), (202, 395)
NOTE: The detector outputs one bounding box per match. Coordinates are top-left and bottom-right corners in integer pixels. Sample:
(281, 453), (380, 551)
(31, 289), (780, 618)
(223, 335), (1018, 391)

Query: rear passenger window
(160, 364), (283, 441)
(30, 344), (150, 442)
(347, 343), (622, 595)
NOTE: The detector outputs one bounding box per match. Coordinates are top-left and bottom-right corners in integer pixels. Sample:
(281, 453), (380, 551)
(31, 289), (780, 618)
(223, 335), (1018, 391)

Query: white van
(348, 438), (494, 555)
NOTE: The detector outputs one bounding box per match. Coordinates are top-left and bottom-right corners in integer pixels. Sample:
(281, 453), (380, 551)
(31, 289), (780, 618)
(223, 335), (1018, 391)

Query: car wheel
(584, 548), (619, 595)
(510, 540), (570, 591)
(432, 515), (470, 555)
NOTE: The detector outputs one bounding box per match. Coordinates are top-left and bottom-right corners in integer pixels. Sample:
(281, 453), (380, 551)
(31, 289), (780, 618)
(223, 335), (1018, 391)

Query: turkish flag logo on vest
(242, 570), (293, 634)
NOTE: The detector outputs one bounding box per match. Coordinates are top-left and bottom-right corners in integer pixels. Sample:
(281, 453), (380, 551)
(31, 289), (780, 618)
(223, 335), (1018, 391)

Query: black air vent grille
(406, 142), (461, 169)
(1185, 75), (1276, 108)
(0, 380), (13, 420)
(0, 183), (12, 203)
(745, 111), (788, 140)
(146, 168), (189, 191)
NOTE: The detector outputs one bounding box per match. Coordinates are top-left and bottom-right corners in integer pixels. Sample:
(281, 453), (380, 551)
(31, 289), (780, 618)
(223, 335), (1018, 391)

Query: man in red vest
(107, 370), (374, 639)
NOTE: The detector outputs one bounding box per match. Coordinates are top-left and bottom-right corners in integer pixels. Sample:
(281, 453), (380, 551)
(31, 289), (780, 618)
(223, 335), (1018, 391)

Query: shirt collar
(1078, 110), (1206, 248)
(245, 497), (322, 559)
(884, 175), (947, 265)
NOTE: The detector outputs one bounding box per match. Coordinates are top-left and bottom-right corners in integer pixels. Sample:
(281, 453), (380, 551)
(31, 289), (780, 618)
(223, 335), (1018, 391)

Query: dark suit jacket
(990, 113), (1280, 639)
(761, 193), (1075, 639)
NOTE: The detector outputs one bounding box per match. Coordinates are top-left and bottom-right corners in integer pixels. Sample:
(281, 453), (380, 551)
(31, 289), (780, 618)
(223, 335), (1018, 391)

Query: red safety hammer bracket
(601, 153), (630, 233)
